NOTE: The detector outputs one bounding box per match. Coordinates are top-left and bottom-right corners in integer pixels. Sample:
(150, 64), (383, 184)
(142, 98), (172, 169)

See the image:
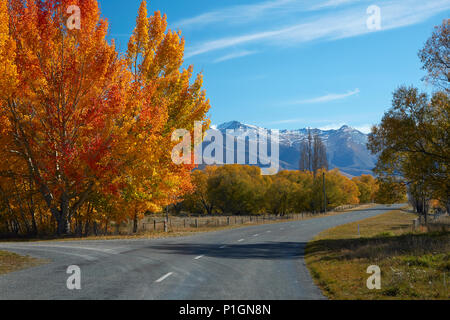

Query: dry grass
(0, 250), (48, 275)
(305, 209), (450, 300)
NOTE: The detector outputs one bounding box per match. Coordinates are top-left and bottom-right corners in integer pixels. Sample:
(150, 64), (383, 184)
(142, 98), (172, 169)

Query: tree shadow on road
(142, 242), (307, 260)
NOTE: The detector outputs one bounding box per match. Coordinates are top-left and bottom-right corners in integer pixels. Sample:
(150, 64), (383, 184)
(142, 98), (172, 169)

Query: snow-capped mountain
(205, 121), (376, 177)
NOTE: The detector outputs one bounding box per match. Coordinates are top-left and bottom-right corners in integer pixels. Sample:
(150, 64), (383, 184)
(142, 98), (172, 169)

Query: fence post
(195, 218), (198, 228)
(413, 218), (419, 231)
(154, 220), (156, 231)
(227, 217), (230, 225)
(184, 219), (186, 228)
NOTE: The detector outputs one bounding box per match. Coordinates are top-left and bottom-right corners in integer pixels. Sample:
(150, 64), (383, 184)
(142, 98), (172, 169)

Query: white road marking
(266, 230), (271, 233)
(194, 255), (204, 260)
(253, 234), (259, 237)
(219, 245), (227, 249)
(238, 239), (245, 242)
(155, 272), (174, 283)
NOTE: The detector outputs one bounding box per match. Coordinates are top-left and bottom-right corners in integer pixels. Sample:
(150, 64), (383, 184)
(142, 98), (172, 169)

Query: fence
(413, 213), (450, 232)
(119, 212), (322, 234)
(428, 214), (450, 232)
(334, 204), (361, 212)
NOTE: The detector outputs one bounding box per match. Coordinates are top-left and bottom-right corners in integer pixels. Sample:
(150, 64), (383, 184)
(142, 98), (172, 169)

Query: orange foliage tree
(0, 0), (210, 236)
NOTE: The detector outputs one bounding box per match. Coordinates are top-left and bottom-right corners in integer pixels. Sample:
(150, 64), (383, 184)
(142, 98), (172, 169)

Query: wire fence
(119, 212), (321, 234)
(113, 204), (375, 235)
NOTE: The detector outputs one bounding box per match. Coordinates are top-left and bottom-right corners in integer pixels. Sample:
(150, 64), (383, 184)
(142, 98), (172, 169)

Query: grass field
(0, 250), (47, 275)
(305, 209), (450, 300)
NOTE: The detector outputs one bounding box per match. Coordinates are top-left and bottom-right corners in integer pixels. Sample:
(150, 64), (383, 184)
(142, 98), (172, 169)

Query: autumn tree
(0, 0), (129, 235)
(369, 21), (449, 218)
(264, 174), (294, 216)
(369, 87), (449, 214)
(374, 178), (407, 205)
(419, 19), (449, 91)
(207, 165), (265, 215)
(182, 167), (217, 215)
(313, 169), (359, 210)
(122, 0), (210, 231)
(352, 174), (379, 203)
(0, 0), (210, 236)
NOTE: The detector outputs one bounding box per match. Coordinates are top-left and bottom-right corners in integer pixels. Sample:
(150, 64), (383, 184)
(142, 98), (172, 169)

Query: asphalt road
(0, 204), (403, 300)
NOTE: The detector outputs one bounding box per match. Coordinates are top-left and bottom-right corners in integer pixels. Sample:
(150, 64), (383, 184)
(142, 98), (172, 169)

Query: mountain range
(202, 121), (377, 177)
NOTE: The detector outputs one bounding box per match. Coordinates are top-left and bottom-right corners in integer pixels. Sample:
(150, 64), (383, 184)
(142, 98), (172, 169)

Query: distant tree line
(179, 164), (394, 216)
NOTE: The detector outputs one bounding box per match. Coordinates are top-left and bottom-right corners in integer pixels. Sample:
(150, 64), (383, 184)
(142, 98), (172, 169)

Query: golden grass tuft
(0, 250), (48, 275)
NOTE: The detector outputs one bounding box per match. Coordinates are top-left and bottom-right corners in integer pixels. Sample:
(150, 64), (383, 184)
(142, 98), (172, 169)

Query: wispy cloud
(172, 0), (363, 30)
(184, 0), (450, 58)
(213, 50), (257, 63)
(290, 88), (360, 105)
(172, 0), (297, 30)
(310, 0), (359, 11)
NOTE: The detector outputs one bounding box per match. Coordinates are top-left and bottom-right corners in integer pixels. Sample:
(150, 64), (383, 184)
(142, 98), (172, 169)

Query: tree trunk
(53, 193), (70, 236)
(55, 214), (69, 236)
(93, 221), (98, 236)
(133, 211), (138, 233)
(30, 212), (38, 236)
(84, 220), (90, 237)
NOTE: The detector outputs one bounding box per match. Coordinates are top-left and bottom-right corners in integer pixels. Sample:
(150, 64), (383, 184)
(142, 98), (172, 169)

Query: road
(0, 204), (403, 300)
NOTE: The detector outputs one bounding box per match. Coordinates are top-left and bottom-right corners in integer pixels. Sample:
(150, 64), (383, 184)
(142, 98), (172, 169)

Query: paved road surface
(0, 204), (403, 300)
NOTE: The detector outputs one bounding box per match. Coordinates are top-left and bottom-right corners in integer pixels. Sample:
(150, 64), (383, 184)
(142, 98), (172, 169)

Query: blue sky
(99, 0), (449, 133)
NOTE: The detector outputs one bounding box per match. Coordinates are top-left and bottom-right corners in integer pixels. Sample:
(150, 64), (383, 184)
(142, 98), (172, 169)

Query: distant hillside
(201, 121), (377, 177)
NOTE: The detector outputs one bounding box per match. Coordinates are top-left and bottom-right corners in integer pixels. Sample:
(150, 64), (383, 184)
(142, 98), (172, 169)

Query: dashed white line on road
(238, 239), (245, 242)
(155, 272), (174, 283)
(219, 245), (227, 249)
(253, 234), (259, 237)
(266, 230), (271, 233)
(194, 255), (204, 260)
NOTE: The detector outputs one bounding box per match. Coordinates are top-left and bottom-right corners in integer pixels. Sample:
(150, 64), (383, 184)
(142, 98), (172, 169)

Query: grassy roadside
(305, 209), (450, 300)
(0, 250), (48, 275)
(1, 204), (377, 243)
